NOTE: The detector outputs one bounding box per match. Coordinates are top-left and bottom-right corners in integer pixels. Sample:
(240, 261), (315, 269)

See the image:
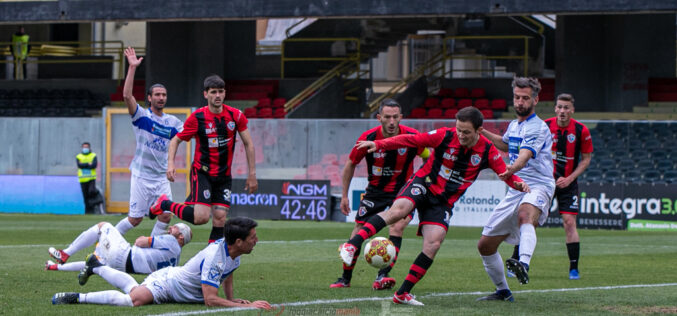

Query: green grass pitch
(1, 213), (676, 315)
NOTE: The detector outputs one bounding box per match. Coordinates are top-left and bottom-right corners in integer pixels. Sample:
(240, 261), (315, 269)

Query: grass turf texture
(1, 213), (677, 315)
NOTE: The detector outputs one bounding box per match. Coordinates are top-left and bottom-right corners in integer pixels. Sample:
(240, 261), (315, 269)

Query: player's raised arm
(123, 47), (143, 115)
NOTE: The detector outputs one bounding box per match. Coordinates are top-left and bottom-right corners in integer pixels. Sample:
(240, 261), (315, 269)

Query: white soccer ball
(363, 237), (396, 269)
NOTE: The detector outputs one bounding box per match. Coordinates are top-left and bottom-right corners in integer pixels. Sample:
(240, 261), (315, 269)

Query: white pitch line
(147, 282), (677, 316)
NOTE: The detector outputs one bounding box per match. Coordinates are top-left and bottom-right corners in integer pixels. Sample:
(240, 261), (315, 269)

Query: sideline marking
(148, 282), (677, 316)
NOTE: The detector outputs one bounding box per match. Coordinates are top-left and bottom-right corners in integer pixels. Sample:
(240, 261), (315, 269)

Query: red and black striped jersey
(545, 118), (593, 180)
(349, 125), (424, 195)
(177, 105), (249, 177)
(375, 127), (523, 207)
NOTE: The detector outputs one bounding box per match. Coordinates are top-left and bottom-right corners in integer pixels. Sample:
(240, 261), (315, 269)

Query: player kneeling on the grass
(46, 222), (190, 289)
(338, 107), (529, 306)
(52, 217), (272, 310)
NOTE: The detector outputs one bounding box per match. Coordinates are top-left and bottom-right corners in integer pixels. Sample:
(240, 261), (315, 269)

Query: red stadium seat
(272, 97), (286, 108)
(454, 88), (470, 98)
(257, 98), (272, 108)
(244, 107), (257, 118)
(427, 108), (443, 118)
(437, 88), (454, 97)
(443, 108), (458, 118)
(491, 99), (507, 111)
(457, 99), (473, 109)
(470, 88), (486, 98)
(273, 108), (286, 118)
(481, 109), (494, 119)
(258, 107), (273, 118)
(321, 153), (339, 165)
(474, 98), (490, 110)
(424, 97), (439, 108)
(409, 108), (426, 118)
(440, 98), (456, 109)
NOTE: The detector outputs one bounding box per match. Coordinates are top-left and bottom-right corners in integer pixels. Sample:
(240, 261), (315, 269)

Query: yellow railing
(367, 51), (446, 115)
(0, 40), (144, 81)
(284, 59), (356, 112)
(442, 35), (531, 77)
(280, 37), (361, 78)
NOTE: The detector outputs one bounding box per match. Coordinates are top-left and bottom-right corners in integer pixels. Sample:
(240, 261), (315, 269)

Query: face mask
(82, 148), (90, 154)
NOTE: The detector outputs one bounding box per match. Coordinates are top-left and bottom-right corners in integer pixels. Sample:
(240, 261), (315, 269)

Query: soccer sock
(94, 266), (139, 294)
(151, 220), (169, 236)
(341, 245), (361, 282)
(396, 252), (433, 295)
(162, 200), (195, 224)
(208, 226), (224, 243)
(64, 224), (100, 256)
(80, 291), (133, 306)
(114, 217), (135, 235)
(566, 242), (580, 271)
(518, 223), (537, 265)
(378, 235), (402, 276)
(56, 261), (86, 272)
(348, 215), (386, 247)
(482, 252), (509, 291)
(511, 244), (520, 260)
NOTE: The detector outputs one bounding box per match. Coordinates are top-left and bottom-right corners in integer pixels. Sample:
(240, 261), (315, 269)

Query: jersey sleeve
(501, 124), (510, 144)
(235, 109), (249, 132)
(376, 129), (445, 151)
(580, 125), (593, 153)
(149, 235), (176, 250)
(130, 104), (145, 122)
(169, 117), (184, 138)
(200, 248), (225, 288)
(176, 113), (197, 141)
(486, 144), (524, 190)
(348, 133), (369, 165)
(520, 122), (549, 158)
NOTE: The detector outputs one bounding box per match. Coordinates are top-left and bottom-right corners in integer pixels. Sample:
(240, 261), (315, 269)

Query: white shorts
(129, 174), (173, 218)
(142, 267), (202, 304)
(482, 185), (554, 245)
(95, 223), (131, 271)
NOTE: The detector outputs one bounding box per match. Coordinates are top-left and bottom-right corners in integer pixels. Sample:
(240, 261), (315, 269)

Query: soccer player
(331, 98), (429, 290)
(476, 77), (555, 302)
(114, 47), (183, 236)
(51, 217), (272, 311)
(507, 93), (592, 280)
(150, 74), (258, 243)
(338, 107), (529, 306)
(46, 221), (191, 290)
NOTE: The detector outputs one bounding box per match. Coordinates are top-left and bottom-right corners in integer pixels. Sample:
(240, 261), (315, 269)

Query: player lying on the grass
(338, 107), (529, 306)
(46, 221), (191, 287)
(52, 217), (272, 310)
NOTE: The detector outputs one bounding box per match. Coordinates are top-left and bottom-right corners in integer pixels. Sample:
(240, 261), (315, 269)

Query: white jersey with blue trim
(501, 113), (555, 188)
(130, 234), (182, 274)
(130, 104), (183, 179)
(162, 238), (240, 303)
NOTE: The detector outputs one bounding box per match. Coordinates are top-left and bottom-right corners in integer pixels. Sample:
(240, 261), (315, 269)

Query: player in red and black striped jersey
(338, 107), (529, 306)
(331, 99), (430, 291)
(151, 75), (258, 244)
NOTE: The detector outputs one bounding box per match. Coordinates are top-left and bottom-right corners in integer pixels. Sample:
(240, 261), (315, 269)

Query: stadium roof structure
(1, 0), (677, 23)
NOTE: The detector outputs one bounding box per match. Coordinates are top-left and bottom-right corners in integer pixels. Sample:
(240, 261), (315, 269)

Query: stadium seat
(321, 153), (339, 165)
(635, 158), (655, 169)
(454, 88), (470, 98)
(604, 170), (623, 182)
(308, 164), (323, 175)
(273, 108), (286, 118)
(409, 108), (426, 119)
(325, 164), (340, 174)
(427, 108), (443, 118)
(457, 99), (473, 109)
(437, 88), (454, 97)
(474, 99), (490, 110)
(663, 170), (677, 183)
(440, 98), (456, 108)
(583, 169), (603, 182)
(258, 108), (273, 118)
(443, 109), (458, 118)
(470, 88), (486, 98)
(643, 170), (662, 183)
(244, 107), (257, 118)
(257, 98), (272, 108)
(481, 109), (494, 119)
(615, 158), (635, 170)
(272, 97), (286, 108)
(656, 159), (674, 171)
(624, 170), (643, 183)
(424, 97), (439, 108)
(597, 158), (617, 171)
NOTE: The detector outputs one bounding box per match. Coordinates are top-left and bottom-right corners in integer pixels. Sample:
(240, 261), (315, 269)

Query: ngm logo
(282, 182), (327, 196)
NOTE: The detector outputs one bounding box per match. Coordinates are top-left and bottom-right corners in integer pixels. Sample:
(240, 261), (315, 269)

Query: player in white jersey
(476, 77), (556, 302)
(52, 217), (271, 310)
(114, 47), (183, 236)
(46, 222), (190, 292)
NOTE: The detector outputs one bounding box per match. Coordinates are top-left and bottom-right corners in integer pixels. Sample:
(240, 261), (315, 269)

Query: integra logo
(231, 193), (278, 206)
(282, 182), (327, 196)
(579, 192), (677, 219)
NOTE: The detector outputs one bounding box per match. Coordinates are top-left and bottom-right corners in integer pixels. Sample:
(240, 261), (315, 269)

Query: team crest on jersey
(412, 183), (427, 195)
(398, 148), (407, 155)
(208, 267), (220, 280)
(411, 187), (421, 195)
(471, 154), (481, 166)
(227, 121), (236, 131)
(204, 190), (211, 199)
(362, 200), (374, 208)
(567, 134), (576, 143)
(223, 189), (231, 202)
(537, 197), (545, 207)
(358, 206), (367, 216)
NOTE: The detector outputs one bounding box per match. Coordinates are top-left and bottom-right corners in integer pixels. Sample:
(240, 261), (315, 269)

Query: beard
(515, 104), (534, 117)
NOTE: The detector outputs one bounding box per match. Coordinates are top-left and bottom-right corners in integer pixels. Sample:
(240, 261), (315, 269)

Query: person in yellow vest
(11, 26), (30, 80)
(77, 142), (102, 214)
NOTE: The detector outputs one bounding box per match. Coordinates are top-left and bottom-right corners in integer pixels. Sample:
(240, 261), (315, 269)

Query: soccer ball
(363, 237), (396, 269)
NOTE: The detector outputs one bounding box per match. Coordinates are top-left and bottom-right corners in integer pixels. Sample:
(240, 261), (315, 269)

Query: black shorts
(554, 181), (579, 215)
(396, 177), (452, 236)
(355, 190), (414, 224)
(185, 165), (232, 207)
